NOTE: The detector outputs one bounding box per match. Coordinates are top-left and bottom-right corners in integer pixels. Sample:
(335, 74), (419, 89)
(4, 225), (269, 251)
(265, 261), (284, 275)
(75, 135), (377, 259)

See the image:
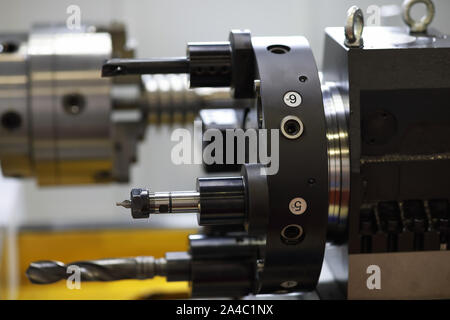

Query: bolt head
(130, 188), (150, 219)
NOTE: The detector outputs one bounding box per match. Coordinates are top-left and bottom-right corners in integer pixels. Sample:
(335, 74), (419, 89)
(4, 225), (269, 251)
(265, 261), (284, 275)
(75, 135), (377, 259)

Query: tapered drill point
(116, 200), (131, 208)
(26, 260), (66, 284)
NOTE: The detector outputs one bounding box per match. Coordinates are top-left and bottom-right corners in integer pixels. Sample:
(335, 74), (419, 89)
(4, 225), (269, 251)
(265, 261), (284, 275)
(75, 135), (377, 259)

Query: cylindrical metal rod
(152, 191), (200, 214)
(102, 58), (189, 77)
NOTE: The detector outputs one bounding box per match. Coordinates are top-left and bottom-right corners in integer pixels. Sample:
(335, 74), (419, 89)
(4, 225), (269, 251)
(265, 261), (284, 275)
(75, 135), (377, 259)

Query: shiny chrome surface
(28, 25), (113, 184)
(142, 73), (241, 113)
(152, 191), (200, 214)
(0, 25), (141, 185)
(322, 82), (350, 240)
(0, 33), (31, 177)
(344, 6), (364, 48)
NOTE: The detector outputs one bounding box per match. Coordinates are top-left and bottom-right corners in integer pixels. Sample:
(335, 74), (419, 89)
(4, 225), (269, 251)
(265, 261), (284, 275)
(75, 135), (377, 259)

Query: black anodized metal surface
(252, 36), (328, 292)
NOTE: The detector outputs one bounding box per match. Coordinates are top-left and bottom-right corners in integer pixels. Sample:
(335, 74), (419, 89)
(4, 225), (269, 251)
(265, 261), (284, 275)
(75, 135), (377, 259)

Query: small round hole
(281, 224), (304, 245)
(280, 116), (304, 140)
(62, 93), (85, 115)
(267, 45), (290, 54)
(285, 120), (300, 135)
(1, 111), (22, 130)
(299, 75), (308, 83)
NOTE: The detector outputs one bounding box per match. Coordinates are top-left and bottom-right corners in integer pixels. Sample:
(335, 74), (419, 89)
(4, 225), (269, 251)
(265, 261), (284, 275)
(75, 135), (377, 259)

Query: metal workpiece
(29, 26), (112, 185)
(0, 32), (30, 178)
(0, 23), (139, 185)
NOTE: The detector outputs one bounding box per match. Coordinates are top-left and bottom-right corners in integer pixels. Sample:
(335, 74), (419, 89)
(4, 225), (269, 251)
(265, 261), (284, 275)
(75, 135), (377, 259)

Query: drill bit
(26, 256), (167, 284)
(116, 200), (131, 208)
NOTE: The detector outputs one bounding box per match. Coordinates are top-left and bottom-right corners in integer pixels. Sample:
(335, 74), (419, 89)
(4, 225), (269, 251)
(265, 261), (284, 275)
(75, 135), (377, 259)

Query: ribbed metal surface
(322, 82), (350, 241)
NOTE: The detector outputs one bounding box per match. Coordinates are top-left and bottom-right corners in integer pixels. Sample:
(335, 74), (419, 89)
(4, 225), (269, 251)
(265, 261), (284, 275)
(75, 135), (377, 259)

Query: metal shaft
(153, 191), (200, 214)
(102, 58), (189, 77)
(26, 256), (167, 284)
